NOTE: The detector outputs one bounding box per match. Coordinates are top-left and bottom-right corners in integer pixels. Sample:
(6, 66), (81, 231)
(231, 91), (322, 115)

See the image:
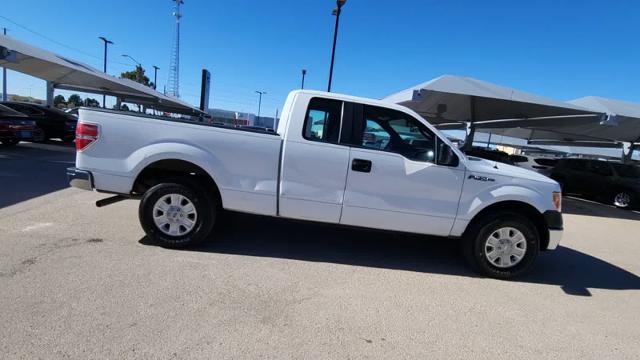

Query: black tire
(139, 180), (217, 248)
(0, 139), (20, 147)
(613, 190), (635, 210)
(463, 212), (540, 279)
(33, 132), (48, 143)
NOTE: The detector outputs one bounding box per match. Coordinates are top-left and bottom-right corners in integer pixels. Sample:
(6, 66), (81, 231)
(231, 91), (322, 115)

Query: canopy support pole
(622, 141), (637, 164)
(464, 96), (477, 152)
(45, 81), (54, 107)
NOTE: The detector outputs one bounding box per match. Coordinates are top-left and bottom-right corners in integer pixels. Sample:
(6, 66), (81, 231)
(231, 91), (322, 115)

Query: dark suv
(550, 158), (640, 209)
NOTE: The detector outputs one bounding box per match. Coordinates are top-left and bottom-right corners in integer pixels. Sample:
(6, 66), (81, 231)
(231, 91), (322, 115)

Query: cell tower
(167, 0), (183, 98)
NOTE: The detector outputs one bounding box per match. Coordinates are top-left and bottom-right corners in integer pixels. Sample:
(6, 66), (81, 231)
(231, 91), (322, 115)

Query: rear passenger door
(340, 104), (465, 236)
(278, 97), (351, 223)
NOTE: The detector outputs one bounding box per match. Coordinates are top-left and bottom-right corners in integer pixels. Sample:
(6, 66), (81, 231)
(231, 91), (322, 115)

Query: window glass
(303, 98), (342, 143)
(612, 164), (640, 178)
(588, 161), (613, 176)
(0, 104), (26, 117)
(361, 105), (436, 162)
(568, 159), (587, 171)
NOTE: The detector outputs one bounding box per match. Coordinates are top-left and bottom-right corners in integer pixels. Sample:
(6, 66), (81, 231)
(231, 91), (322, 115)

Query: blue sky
(1, 0), (639, 116)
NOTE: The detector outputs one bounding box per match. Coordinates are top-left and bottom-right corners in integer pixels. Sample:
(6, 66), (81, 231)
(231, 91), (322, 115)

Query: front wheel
(139, 181), (216, 248)
(463, 212), (540, 279)
(613, 191), (635, 210)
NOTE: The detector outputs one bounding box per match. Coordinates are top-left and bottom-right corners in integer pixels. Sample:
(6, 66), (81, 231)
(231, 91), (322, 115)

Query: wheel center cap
(166, 206), (183, 221)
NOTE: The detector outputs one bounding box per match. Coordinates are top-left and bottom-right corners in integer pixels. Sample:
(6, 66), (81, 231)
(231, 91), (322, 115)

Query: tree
(53, 94), (66, 107)
(120, 65), (151, 87)
(68, 94), (82, 107)
(85, 98), (100, 107)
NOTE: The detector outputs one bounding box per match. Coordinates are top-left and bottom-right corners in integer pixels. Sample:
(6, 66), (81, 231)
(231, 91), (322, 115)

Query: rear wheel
(613, 191), (635, 209)
(463, 212), (540, 279)
(139, 180), (216, 248)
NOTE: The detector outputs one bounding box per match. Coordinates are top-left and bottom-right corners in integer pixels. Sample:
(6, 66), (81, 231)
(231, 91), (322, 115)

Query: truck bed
(77, 107), (283, 216)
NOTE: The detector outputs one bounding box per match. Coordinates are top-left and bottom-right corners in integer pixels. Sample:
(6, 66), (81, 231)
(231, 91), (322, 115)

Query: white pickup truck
(68, 90), (563, 279)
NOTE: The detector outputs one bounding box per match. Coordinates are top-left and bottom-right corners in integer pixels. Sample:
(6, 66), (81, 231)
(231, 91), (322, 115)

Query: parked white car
(67, 90), (563, 279)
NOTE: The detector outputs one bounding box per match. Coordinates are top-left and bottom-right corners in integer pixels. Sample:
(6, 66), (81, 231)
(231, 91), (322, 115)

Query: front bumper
(67, 167), (93, 191)
(543, 210), (563, 250)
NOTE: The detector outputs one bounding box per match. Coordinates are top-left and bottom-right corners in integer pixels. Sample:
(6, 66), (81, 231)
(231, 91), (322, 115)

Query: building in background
(206, 108), (278, 129)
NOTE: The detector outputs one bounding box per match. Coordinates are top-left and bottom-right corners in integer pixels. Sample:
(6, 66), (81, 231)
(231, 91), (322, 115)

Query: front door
(340, 104), (465, 236)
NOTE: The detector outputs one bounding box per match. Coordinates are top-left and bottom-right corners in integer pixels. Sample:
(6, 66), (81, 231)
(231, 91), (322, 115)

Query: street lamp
(327, 0), (346, 92)
(98, 36), (113, 108)
(255, 90), (266, 119)
(301, 69), (307, 89)
(152, 66), (160, 90)
(122, 54), (141, 67)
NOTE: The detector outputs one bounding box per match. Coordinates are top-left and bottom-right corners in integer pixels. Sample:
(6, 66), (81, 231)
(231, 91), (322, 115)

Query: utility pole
(167, 0), (184, 98)
(327, 0), (346, 92)
(152, 66), (160, 90)
(255, 90), (266, 119)
(98, 36), (113, 108)
(2, 28), (8, 101)
(301, 69), (307, 89)
(274, 108), (279, 130)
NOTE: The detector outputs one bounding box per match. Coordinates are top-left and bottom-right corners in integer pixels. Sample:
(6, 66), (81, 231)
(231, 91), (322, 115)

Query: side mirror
(438, 142), (459, 167)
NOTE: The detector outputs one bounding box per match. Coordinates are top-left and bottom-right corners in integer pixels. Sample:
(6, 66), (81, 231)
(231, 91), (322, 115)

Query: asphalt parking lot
(1, 143), (639, 359)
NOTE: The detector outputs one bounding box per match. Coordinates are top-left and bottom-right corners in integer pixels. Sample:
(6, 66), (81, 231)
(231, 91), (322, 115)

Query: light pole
(152, 66), (160, 90)
(2, 27), (7, 102)
(327, 0), (346, 92)
(122, 54), (141, 67)
(301, 69), (307, 89)
(255, 90), (266, 119)
(98, 36), (113, 108)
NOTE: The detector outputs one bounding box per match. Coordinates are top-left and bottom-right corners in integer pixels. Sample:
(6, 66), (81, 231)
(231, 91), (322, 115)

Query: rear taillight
(76, 123), (99, 151)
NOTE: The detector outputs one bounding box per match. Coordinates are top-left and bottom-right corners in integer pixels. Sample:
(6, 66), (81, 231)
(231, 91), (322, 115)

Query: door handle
(352, 158), (372, 173)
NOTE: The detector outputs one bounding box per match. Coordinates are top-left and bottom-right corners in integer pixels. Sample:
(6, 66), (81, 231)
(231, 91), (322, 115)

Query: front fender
(458, 184), (548, 221)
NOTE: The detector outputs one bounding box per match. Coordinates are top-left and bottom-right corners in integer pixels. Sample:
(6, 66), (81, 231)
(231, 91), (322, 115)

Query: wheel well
(465, 201), (549, 250)
(132, 159), (222, 206)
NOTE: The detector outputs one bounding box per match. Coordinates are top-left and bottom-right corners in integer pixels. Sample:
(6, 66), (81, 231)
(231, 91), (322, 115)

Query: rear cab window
(303, 98), (342, 143)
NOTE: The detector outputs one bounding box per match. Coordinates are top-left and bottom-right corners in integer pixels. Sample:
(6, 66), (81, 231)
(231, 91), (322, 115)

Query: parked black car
(465, 147), (515, 165)
(550, 158), (640, 209)
(0, 104), (44, 146)
(0, 102), (77, 142)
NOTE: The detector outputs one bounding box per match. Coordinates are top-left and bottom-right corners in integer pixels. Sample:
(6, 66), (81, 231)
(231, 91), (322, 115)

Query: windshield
(0, 104), (27, 118)
(612, 163), (640, 178)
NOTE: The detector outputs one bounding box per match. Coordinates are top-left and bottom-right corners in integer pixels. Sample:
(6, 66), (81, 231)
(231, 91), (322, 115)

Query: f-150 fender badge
(468, 174), (495, 182)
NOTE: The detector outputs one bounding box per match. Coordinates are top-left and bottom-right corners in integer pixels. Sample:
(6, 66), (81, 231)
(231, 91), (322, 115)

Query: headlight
(552, 191), (562, 212)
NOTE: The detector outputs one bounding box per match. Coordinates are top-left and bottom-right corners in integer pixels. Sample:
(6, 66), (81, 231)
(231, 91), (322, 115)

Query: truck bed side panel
(77, 109), (282, 216)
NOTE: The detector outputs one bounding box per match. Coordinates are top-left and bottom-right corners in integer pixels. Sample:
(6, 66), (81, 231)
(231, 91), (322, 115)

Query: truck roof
(291, 90), (415, 114)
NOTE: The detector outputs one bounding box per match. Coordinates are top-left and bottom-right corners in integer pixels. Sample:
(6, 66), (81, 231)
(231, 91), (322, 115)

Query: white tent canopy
(0, 34), (203, 115)
(383, 75), (603, 130)
(564, 96), (640, 144)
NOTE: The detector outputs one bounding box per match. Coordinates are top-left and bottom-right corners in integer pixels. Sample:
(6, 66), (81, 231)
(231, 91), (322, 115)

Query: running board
(95, 195), (129, 208)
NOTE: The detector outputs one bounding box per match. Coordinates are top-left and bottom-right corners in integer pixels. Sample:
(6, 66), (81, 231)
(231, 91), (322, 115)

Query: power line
(0, 15), (133, 68)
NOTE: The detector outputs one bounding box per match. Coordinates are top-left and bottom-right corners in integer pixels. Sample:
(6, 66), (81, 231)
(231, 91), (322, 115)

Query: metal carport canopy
(475, 96), (640, 147)
(383, 75), (608, 147)
(0, 34), (203, 116)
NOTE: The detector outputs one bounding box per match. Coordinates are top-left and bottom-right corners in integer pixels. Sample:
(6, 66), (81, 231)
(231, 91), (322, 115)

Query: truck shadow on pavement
(140, 211), (640, 297)
(0, 142), (75, 208)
